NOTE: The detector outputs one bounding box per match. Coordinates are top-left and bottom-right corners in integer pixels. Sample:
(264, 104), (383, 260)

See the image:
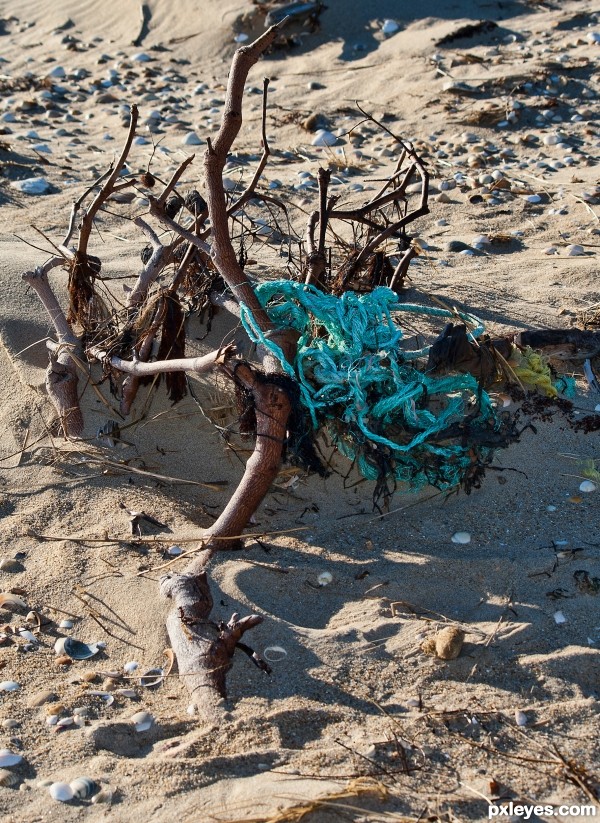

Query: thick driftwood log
(160, 564), (264, 720)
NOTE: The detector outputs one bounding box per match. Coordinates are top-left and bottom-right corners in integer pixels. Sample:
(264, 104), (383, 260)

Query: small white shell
(59, 620), (74, 630)
(381, 19), (400, 35)
(554, 610), (567, 624)
(0, 593), (27, 611)
(130, 711), (154, 732)
(451, 531), (471, 544)
(515, 709), (528, 726)
(263, 646), (288, 663)
(311, 129), (337, 147)
(166, 545), (183, 557)
(0, 749), (23, 767)
(89, 691), (115, 707)
(139, 668), (163, 688)
(49, 781), (74, 802)
(123, 661), (139, 674)
(579, 480), (596, 493)
(54, 638), (66, 655)
(46, 715), (59, 726)
(566, 244), (585, 256)
(0, 680), (20, 692)
(56, 716), (74, 728)
(317, 572), (333, 587)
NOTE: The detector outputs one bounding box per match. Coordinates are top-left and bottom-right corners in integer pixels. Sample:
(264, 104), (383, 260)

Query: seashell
(139, 668), (164, 688)
(579, 480), (596, 493)
(515, 709), (528, 726)
(317, 572), (332, 587)
(451, 531), (471, 544)
(123, 661), (139, 674)
(60, 637), (101, 660)
(29, 690), (58, 708)
(166, 545), (183, 557)
(524, 194), (541, 204)
(0, 681), (20, 692)
(0, 593), (27, 611)
(263, 646), (287, 663)
(0, 768), (18, 786)
(131, 710), (154, 732)
(115, 688), (137, 699)
(553, 610), (567, 624)
(49, 782), (74, 802)
(70, 776), (98, 799)
(9, 178), (52, 196)
(18, 628), (38, 644)
(0, 750), (23, 767)
(89, 690), (115, 707)
(59, 620), (74, 630)
(566, 244), (585, 256)
(46, 715), (59, 726)
(56, 716), (74, 728)
(91, 788), (113, 805)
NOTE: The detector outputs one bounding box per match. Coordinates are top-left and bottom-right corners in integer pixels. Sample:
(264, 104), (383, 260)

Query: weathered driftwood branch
(88, 344), (235, 376)
(22, 261), (84, 437)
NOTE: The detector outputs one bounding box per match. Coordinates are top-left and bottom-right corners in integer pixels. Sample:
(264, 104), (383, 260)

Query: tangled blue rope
(240, 282), (498, 489)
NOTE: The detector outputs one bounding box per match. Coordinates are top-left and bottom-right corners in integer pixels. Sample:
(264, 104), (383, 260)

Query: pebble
(515, 709), (528, 726)
(451, 531), (471, 544)
(0, 681), (20, 692)
(524, 194), (542, 203)
(182, 132), (202, 145)
(579, 480), (596, 493)
(49, 782), (74, 802)
(311, 129), (337, 147)
(565, 244), (584, 256)
(0, 749), (23, 768)
(381, 19), (400, 35)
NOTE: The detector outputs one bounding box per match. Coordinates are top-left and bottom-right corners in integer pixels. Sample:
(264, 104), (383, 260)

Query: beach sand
(0, 1), (599, 820)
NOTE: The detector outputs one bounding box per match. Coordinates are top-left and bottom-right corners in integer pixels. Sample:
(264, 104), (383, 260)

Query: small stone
(182, 132), (202, 145)
(565, 244), (584, 256)
(579, 480), (596, 493)
(47, 65), (66, 78)
(524, 194), (541, 203)
(10, 178), (52, 196)
(451, 531), (471, 544)
(445, 240), (472, 253)
(381, 19), (400, 35)
(553, 610), (567, 624)
(422, 626), (465, 660)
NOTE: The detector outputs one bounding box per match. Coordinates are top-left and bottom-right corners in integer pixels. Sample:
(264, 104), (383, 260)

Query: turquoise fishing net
(239, 282), (501, 491)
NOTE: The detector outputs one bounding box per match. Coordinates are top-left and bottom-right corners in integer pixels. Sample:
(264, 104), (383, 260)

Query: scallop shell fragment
(0, 768), (18, 786)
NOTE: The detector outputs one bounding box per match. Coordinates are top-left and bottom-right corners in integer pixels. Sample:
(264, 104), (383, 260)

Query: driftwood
(24, 22), (570, 716)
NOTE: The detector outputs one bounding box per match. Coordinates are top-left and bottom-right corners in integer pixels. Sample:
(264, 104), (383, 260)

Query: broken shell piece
(166, 545), (183, 557)
(91, 788), (113, 805)
(123, 661), (139, 674)
(115, 688), (137, 699)
(56, 716), (74, 728)
(89, 691), (115, 707)
(451, 531), (471, 544)
(0, 749), (22, 767)
(317, 572), (333, 587)
(381, 19), (400, 35)
(0, 593), (27, 611)
(515, 709), (528, 726)
(49, 782), (74, 802)
(139, 668), (164, 688)
(70, 777), (98, 799)
(61, 638), (102, 660)
(0, 680), (20, 692)
(59, 620), (74, 630)
(579, 480), (596, 493)
(554, 610), (567, 624)
(131, 710), (154, 732)
(263, 646), (288, 663)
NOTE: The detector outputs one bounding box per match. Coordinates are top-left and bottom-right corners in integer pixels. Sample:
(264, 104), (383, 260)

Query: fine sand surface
(0, 1), (599, 820)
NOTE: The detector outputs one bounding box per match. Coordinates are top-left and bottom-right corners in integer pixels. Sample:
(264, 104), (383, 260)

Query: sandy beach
(0, 1), (599, 820)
